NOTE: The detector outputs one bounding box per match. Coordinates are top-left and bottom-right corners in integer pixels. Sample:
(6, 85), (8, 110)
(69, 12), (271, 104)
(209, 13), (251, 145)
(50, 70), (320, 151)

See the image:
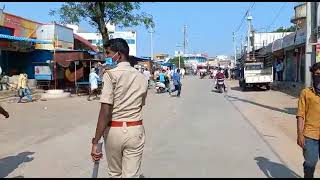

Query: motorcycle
(155, 81), (167, 93)
(200, 72), (206, 79)
(216, 78), (225, 93)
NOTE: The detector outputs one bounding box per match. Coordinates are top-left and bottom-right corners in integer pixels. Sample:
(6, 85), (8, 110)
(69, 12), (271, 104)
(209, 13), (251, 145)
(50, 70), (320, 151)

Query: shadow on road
(210, 89), (225, 94)
(231, 86), (267, 92)
(254, 157), (301, 178)
(284, 108), (298, 115)
(226, 95), (297, 115)
(0, 151), (35, 178)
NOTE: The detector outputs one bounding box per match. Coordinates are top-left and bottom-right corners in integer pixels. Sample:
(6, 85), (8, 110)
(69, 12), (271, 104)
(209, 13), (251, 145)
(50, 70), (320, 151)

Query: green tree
(169, 56), (185, 69)
(49, 2), (154, 51)
(273, 25), (297, 32)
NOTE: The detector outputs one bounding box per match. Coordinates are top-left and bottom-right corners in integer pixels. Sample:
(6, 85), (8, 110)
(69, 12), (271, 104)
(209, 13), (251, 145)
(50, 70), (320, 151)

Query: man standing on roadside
(296, 62), (320, 178)
(90, 38), (148, 178)
(276, 60), (284, 81)
(169, 68), (182, 97)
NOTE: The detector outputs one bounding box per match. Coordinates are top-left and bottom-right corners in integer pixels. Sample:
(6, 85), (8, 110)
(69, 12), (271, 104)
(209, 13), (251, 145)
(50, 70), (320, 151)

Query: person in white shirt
(143, 68), (151, 86)
(88, 68), (100, 101)
(180, 68), (185, 78)
(154, 69), (160, 81)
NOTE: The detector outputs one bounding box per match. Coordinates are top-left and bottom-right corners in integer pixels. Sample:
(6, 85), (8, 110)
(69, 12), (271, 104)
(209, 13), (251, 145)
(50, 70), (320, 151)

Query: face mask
(313, 75), (320, 94)
(105, 52), (120, 65)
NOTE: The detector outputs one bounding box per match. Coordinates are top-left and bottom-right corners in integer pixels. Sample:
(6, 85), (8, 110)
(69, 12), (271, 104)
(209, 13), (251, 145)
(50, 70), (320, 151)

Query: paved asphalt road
(0, 76), (299, 178)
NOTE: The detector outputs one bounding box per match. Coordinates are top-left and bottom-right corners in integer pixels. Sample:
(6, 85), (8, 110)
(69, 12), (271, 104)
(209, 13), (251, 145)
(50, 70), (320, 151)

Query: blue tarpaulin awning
(87, 50), (98, 55)
(0, 34), (53, 44)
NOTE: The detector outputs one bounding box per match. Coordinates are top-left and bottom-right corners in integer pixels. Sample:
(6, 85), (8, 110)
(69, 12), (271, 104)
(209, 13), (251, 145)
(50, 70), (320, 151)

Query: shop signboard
(34, 65), (52, 80)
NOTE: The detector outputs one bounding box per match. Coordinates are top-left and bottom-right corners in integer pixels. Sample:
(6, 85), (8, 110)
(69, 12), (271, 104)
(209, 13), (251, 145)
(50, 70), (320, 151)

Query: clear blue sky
(0, 2), (294, 57)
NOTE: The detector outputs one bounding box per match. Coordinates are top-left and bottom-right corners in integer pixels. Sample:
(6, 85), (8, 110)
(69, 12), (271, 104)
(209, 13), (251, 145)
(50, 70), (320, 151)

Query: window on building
(126, 39), (135, 44)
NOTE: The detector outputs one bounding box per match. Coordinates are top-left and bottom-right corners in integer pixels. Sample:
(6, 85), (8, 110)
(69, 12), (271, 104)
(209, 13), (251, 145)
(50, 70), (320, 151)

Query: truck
(238, 53), (273, 91)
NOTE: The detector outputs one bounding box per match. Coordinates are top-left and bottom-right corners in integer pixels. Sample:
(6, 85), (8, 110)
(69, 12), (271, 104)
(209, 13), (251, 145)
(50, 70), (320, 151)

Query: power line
(234, 2), (256, 33)
(266, 2), (287, 31)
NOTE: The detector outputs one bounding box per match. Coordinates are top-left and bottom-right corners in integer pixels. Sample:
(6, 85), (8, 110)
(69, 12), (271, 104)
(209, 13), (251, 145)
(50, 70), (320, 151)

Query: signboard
(295, 26), (306, 45)
(3, 13), (41, 38)
(34, 66), (52, 80)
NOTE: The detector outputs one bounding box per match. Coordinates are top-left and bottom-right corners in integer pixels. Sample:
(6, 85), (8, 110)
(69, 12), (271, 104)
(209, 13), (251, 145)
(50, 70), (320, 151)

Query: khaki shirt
(100, 62), (148, 122)
(297, 87), (320, 140)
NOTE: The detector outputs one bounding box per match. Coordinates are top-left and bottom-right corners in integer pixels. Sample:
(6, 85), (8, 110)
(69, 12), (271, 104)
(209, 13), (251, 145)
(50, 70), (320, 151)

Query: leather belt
(108, 120), (143, 127)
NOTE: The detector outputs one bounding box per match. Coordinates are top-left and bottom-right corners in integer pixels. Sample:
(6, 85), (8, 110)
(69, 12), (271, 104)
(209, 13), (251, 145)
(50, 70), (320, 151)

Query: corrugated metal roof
(74, 34), (98, 52)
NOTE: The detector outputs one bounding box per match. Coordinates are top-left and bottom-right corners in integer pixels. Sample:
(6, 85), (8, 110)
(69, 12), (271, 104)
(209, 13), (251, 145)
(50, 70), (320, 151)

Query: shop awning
(74, 34), (98, 52)
(0, 34), (53, 44)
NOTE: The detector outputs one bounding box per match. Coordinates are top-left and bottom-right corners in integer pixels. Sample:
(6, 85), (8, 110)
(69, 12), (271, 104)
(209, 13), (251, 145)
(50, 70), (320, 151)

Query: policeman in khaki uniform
(91, 38), (148, 178)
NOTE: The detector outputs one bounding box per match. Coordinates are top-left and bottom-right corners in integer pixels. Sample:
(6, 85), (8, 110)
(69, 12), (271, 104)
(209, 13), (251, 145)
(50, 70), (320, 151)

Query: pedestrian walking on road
(88, 68), (100, 101)
(17, 73), (32, 103)
(169, 69), (182, 97)
(296, 62), (320, 178)
(143, 68), (151, 87)
(91, 38), (148, 178)
(180, 68), (185, 79)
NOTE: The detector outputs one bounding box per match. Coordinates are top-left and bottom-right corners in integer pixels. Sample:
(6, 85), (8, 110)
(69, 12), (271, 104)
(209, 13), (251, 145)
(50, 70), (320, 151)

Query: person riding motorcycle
(214, 68), (226, 91)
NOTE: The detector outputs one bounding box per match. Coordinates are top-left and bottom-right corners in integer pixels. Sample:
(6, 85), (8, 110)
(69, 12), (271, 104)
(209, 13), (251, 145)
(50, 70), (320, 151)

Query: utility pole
(240, 35), (243, 56)
(183, 25), (187, 55)
(176, 44), (182, 69)
(305, 2), (317, 87)
(233, 32), (237, 65)
(148, 28), (155, 60)
(247, 15), (253, 60)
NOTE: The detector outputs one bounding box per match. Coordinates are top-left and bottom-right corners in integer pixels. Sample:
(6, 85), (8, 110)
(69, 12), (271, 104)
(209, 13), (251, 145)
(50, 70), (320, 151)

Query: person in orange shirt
(297, 62), (320, 178)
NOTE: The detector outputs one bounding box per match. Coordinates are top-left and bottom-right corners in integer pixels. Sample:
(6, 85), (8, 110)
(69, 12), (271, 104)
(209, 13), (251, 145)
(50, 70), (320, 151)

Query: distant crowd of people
(151, 67), (185, 97)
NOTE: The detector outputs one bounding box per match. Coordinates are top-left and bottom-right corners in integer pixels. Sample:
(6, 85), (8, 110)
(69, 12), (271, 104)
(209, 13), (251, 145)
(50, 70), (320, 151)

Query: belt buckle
(123, 122), (128, 133)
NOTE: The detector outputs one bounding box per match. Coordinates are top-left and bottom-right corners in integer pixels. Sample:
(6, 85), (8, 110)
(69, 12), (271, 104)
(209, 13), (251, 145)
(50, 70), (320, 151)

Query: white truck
(239, 61), (273, 91)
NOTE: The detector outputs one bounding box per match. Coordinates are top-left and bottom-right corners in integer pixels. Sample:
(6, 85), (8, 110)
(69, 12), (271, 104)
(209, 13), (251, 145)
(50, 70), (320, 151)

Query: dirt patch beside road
(225, 80), (320, 177)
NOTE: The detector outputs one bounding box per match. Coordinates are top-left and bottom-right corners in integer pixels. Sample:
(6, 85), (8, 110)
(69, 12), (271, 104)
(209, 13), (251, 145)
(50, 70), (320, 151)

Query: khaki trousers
(103, 124), (145, 178)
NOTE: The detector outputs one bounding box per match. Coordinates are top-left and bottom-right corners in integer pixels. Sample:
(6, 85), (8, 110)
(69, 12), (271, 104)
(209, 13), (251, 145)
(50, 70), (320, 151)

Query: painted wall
(36, 24), (74, 50)
(1, 13), (42, 38)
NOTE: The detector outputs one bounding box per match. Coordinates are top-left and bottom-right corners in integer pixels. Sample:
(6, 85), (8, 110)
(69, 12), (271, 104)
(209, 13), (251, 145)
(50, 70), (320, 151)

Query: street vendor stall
(33, 62), (53, 89)
(66, 59), (105, 95)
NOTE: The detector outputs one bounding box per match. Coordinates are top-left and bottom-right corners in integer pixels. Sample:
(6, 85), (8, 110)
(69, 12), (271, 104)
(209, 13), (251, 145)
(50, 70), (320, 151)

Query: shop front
(282, 32), (296, 82)
(295, 27), (306, 83)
